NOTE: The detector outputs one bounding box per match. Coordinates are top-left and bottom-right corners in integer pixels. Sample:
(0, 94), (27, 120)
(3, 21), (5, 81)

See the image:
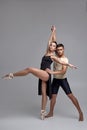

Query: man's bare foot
(79, 112), (84, 121)
(45, 112), (53, 118)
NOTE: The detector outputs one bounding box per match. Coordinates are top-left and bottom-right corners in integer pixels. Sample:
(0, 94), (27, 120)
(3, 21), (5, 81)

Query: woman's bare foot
(45, 112), (53, 118)
(79, 112), (84, 121)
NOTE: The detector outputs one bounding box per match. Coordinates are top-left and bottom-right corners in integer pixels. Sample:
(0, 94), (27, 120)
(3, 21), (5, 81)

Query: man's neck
(57, 54), (65, 58)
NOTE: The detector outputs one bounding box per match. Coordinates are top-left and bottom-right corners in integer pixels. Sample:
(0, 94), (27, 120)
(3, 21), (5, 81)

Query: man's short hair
(56, 43), (64, 48)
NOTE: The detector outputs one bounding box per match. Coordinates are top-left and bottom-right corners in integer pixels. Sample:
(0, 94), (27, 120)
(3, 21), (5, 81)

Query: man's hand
(46, 68), (54, 74)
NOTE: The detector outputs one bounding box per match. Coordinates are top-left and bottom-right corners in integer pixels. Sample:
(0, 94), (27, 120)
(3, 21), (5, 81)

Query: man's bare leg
(68, 93), (84, 121)
(45, 94), (57, 118)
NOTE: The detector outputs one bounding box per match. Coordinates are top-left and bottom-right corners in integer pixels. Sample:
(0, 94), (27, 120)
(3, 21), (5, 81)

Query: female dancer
(2, 26), (76, 120)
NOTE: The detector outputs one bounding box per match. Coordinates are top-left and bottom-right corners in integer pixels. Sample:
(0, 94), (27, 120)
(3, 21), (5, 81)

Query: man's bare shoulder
(61, 56), (69, 63)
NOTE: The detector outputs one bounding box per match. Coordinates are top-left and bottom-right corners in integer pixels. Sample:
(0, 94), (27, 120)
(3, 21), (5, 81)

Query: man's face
(56, 46), (64, 57)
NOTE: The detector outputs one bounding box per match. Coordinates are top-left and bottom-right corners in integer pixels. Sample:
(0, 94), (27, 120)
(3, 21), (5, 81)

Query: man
(46, 43), (84, 121)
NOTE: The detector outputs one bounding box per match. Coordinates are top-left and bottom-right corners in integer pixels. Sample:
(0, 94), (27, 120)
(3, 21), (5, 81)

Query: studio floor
(0, 102), (86, 130)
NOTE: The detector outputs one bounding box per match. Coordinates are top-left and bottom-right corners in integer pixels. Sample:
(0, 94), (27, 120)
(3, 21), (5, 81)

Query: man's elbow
(62, 71), (66, 74)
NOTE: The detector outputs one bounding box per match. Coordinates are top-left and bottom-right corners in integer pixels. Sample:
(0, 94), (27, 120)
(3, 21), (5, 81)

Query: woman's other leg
(40, 81), (48, 120)
(41, 81), (48, 110)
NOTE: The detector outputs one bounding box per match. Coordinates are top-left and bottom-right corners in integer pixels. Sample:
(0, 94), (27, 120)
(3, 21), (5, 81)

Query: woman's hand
(68, 63), (77, 69)
(51, 25), (56, 32)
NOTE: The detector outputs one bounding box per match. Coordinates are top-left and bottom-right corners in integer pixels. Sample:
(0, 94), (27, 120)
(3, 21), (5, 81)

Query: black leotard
(40, 55), (53, 70)
(38, 55), (53, 99)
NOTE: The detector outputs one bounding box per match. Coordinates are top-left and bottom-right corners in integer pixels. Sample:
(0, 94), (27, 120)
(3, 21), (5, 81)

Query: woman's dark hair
(56, 43), (64, 48)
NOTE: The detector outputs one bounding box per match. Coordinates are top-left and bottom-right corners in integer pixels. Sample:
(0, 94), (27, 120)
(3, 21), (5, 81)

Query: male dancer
(46, 43), (84, 121)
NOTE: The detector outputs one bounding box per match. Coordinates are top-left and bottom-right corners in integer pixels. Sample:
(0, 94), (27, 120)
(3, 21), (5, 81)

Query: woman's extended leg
(2, 67), (49, 81)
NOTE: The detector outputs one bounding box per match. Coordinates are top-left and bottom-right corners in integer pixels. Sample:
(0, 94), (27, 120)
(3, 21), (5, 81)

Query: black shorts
(51, 78), (72, 95)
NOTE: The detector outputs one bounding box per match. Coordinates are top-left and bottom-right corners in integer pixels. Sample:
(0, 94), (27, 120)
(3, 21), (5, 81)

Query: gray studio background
(0, 0), (87, 130)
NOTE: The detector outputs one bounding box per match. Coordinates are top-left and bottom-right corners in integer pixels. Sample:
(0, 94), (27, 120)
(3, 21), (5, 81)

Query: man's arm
(46, 65), (67, 75)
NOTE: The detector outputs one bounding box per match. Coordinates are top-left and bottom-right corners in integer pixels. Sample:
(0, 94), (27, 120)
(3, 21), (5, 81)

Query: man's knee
(67, 93), (77, 100)
(51, 94), (57, 103)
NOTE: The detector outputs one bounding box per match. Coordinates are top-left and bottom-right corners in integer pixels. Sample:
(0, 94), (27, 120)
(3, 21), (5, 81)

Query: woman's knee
(24, 68), (30, 74)
(44, 74), (49, 81)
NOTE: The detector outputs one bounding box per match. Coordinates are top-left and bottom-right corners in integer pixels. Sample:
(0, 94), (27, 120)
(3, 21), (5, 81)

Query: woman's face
(49, 42), (57, 52)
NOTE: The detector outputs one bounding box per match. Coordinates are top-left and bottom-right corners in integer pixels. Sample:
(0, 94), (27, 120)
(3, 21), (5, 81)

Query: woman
(2, 26), (76, 120)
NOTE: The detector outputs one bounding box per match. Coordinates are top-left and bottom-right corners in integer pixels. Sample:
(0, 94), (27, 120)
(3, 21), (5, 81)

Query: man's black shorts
(51, 78), (72, 95)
